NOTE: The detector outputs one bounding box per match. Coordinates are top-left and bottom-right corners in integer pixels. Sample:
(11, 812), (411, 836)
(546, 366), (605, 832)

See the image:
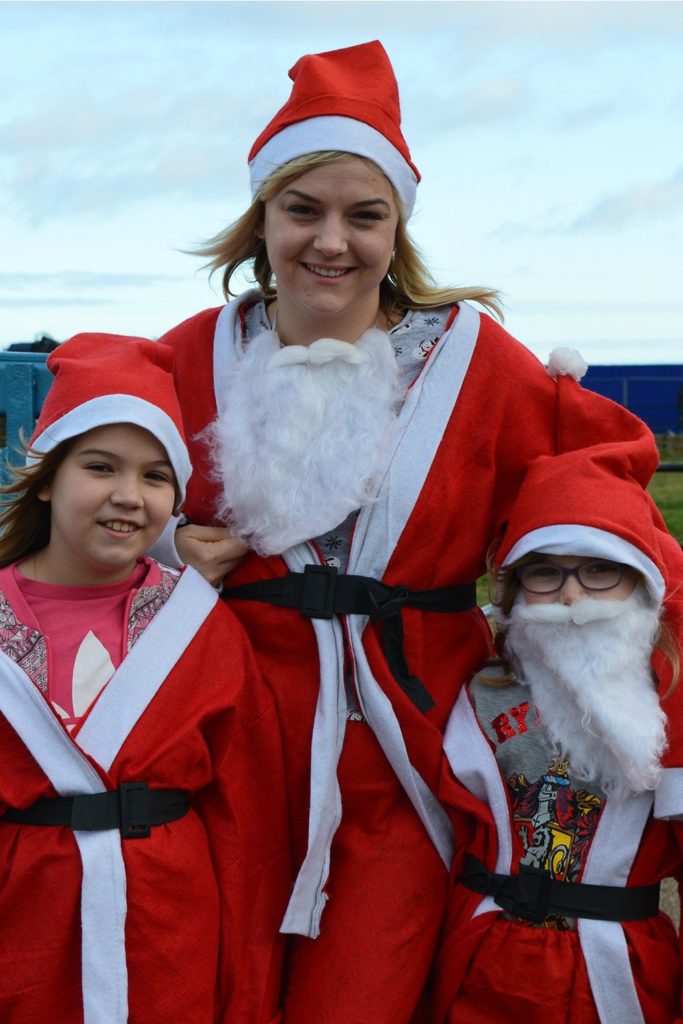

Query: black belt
(2, 782), (189, 840)
(462, 855), (660, 924)
(224, 565), (477, 713)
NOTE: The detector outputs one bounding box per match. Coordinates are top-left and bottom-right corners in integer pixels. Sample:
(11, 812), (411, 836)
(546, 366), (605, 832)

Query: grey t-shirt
(469, 671), (607, 928)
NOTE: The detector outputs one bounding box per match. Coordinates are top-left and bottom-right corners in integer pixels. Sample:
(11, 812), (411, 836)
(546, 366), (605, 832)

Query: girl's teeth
(307, 265), (347, 278)
(106, 521), (136, 532)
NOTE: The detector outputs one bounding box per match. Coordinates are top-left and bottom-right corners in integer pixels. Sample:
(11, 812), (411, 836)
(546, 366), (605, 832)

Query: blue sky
(1, 0), (681, 364)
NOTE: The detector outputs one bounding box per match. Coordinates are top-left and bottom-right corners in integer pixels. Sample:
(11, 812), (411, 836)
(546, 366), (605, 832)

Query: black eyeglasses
(515, 560), (629, 595)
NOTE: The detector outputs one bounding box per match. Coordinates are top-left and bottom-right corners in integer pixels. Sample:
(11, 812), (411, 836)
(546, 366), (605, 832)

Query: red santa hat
(248, 40), (420, 216)
(30, 333), (192, 504)
(496, 440), (667, 606)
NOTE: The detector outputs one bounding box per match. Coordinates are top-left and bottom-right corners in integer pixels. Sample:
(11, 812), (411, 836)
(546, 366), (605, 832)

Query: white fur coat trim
(444, 676), (653, 1022)
(0, 652), (127, 1024)
(0, 567), (218, 1024)
(654, 767), (683, 818)
(578, 792), (652, 1024)
(444, 685), (514, 919)
(213, 293), (481, 937)
(77, 567), (217, 767)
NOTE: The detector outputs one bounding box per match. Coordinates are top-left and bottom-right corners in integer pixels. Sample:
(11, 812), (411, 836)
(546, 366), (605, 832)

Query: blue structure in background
(0, 353), (53, 480)
(0, 354), (680, 487)
(582, 365), (683, 435)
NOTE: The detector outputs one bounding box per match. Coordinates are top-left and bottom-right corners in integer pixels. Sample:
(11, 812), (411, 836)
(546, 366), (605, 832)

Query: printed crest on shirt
(470, 676), (606, 928)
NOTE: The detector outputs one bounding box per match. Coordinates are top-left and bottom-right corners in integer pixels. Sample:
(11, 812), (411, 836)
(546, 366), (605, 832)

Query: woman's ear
(37, 482), (51, 502)
(255, 220), (265, 240)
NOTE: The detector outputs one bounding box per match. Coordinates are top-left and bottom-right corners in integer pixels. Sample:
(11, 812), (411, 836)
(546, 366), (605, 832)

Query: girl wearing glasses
(435, 445), (683, 1024)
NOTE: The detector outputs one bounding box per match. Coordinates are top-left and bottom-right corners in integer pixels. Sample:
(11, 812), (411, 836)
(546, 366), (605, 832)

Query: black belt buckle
(119, 781), (151, 839)
(497, 866), (551, 924)
(300, 564), (338, 619)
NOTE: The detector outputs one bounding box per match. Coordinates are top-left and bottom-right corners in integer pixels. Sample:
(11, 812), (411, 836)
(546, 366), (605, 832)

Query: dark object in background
(7, 334), (60, 353)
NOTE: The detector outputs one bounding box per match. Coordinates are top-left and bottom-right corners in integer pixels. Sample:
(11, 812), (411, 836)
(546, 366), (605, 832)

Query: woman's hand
(176, 524), (248, 586)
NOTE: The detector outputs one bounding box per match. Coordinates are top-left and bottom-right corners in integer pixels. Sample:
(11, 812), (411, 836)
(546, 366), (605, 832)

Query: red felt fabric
(0, 591), (290, 1024)
(161, 302), (663, 1022)
(248, 41), (419, 180)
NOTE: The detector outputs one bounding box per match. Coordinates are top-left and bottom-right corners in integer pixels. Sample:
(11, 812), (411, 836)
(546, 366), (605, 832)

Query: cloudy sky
(1, 0), (681, 364)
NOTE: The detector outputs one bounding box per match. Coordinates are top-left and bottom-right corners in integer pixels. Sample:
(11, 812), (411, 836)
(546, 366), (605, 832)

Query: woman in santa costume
(435, 439), (683, 1024)
(0, 334), (289, 1024)
(155, 40), (674, 1023)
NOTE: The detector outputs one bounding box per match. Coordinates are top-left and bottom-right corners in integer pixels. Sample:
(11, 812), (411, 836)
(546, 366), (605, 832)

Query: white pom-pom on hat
(547, 347), (588, 382)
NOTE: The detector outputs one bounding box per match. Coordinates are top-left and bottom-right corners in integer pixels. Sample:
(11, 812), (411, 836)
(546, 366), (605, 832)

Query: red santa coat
(0, 561), (289, 1024)
(435, 683), (683, 1024)
(161, 294), (657, 1023)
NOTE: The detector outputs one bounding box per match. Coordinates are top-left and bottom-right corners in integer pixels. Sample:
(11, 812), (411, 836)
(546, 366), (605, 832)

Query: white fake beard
(504, 589), (667, 800)
(206, 327), (402, 556)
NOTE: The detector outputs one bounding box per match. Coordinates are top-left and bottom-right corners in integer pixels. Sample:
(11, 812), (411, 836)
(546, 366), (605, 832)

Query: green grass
(653, 435), (683, 542)
(477, 576), (491, 607)
(649, 472), (683, 542)
(658, 434), (683, 464)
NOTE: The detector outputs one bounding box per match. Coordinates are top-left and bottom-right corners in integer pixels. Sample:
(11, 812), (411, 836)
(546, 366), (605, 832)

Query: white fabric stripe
(349, 619), (453, 864)
(0, 567), (217, 1022)
(338, 303), (481, 860)
(444, 683), (655, 1021)
(578, 792), (652, 1024)
(76, 567), (218, 769)
(280, 550), (455, 937)
(340, 301), (480, 866)
(78, 831), (129, 1024)
(279, 542), (348, 938)
(212, 292), (260, 420)
(443, 686), (511, 918)
(348, 301), (481, 577)
(0, 653), (128, 1024)
(0, 652), (105, 794)
(579, 919), (644, 1024)
(654, 767), (683, 818)
(215, 295), (481, 937)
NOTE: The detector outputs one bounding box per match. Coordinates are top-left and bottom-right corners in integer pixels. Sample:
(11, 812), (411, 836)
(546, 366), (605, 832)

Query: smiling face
(259, 156), (399, 343)
(33, 423), (177, 586)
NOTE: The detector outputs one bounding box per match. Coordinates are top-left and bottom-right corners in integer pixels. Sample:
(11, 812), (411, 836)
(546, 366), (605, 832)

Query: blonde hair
(195, 151), (503, 324)
(481, 550), (680, 691)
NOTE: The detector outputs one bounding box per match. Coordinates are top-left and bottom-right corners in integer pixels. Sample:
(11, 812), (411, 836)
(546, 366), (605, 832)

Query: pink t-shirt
(12, 560), (149, 732)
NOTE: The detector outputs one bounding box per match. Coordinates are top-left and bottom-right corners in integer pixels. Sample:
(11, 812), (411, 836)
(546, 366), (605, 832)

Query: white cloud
(0, 271), (184, 290)
(570, 167), (683, 232)
(487, 167), (683, 239)
(1, 1), (681, 359)
(0, 297), (113, 308)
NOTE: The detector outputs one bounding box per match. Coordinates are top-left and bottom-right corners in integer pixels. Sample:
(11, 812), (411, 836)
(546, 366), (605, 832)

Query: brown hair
(0, 440), (69, 569)
(194, 151), (503, 324)
(0, 427), (184, 559)
(480, 550), (680, 691)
